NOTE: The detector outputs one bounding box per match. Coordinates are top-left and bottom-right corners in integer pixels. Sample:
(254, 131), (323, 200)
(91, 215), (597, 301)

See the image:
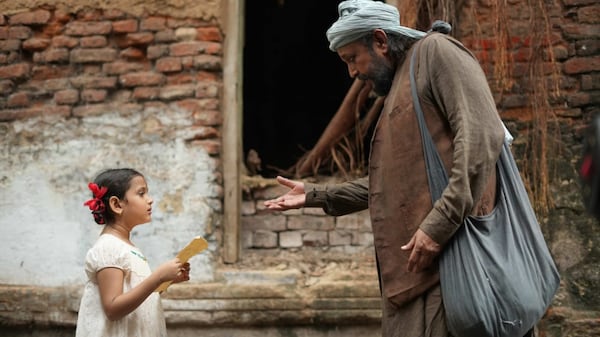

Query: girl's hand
(172, 262), (190, 284)
(155, 258), (184, 283)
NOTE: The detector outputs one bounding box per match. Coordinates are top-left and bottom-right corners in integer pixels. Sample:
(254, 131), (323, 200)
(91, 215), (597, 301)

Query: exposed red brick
(192, 109), (222, 126)
(125, 33), (154, 46)
(33, 48), (70, 63)
(567, 91), (600, 107)
(9, 10), (51, 25)
(582, 74), (600, 90)
(70, 75), (118, 89)
(81, 89), (107, 103)
(28, 65), (66, 83)
(102, 9), (126, 20)
(41, 20), (66, 38)
(196, 27), (222, 42)
(155, 29), (177, 43)
(147, 45), (168, 59)
(170, 41), (215, 56)
(204, 42), (221, 55)
(21, 78), (69, 93)
(112, 19), (138, 33)
(193, 55), (222, 71)
(195, 82), (220, 98)
(576, 39), (600, 56)
(64, 21), (112, 36)
(80, 36), (107, 48)
(54, 89), (79, 105)
(0, 40), (21, 52)
(119, 71), (165, 87)
(579, 5), (600, 24)
(133, 86), (160, 100)
(72, 103), (141, 117)
(53, 9), (72, 23)
(512, 48), (532, 62)
(564, 56), (600, 74)
(201, 98), (219, 110)
(195, 71), (218, 82)
(0, 105), (70, 122)
(22, 38), (51, 51)
(175, 98), (219, 114)
(140, 17), (167, 31)
(120, 47), (145, 60)
(0, 27), (7, 39)
(166, 17), (204, 29)
(81, 64), (102, 75)
(8, 26), (32, 39)
(52, 36), (79, 48)
(0, 80), (14, 95)
(562, 24), (600, 40)
(156, 57), (182, 73)
(76, 8), (103, 21)
(6, 52), (18, 63)
(166, 73), (194, 85)
(103, 61), (147, 75)
(175, 98), (203, 114)
(0, 63), (30, 80)
(181, 56), (194, 69)
(0, 15), (5, 25)
(7, 92), (30, 108)
(112, 89), (132, 102)
(159, 84), (195, 100)
(72, 104), (106, 117)
(70, 48), (117, 63)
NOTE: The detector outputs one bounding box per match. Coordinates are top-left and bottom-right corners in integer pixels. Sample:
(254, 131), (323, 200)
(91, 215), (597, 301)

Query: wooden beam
(221, 0), (244, 263)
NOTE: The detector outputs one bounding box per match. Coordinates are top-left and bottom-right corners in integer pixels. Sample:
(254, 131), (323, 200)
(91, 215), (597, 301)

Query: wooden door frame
(222, 0), (244, 263)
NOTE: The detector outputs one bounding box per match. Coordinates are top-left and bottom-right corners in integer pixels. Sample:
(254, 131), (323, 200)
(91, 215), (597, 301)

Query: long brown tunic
(305, 33), (505, 307)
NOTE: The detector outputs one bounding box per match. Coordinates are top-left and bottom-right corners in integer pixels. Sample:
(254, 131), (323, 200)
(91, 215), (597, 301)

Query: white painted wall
(0, 108), (220, 287)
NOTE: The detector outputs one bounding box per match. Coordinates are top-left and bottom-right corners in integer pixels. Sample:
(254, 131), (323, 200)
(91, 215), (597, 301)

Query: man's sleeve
(417, 34), (505, 245)
(304, 176), (369, 216)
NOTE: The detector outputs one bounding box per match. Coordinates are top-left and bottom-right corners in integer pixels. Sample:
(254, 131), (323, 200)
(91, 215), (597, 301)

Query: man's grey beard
(369, 56), (395, 96)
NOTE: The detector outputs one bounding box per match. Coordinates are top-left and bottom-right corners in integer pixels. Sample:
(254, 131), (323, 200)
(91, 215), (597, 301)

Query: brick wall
(457, 0), (599, 123)
(0, 8), (223, 146)
(241, 183), (373, 252)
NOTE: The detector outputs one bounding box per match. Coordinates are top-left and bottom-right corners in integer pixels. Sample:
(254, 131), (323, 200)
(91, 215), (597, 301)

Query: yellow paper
(155, 236), (208, 292)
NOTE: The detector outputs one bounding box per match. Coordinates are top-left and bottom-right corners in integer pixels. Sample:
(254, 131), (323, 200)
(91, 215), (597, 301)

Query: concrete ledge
(0, 275), (382, 329)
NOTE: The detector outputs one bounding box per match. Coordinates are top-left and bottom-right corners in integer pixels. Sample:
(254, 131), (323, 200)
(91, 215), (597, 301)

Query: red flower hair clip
(84, 182), (108, 224)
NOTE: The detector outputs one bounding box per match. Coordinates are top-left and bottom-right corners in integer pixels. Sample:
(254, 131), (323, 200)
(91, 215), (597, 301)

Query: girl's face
(120, 176), (153, 226)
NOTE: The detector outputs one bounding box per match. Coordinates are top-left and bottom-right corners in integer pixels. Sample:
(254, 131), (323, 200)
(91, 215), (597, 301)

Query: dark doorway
(243, 0), (353, 178)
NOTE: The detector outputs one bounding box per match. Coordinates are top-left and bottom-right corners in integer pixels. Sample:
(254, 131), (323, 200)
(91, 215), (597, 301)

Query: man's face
(337, 39), (395, 96)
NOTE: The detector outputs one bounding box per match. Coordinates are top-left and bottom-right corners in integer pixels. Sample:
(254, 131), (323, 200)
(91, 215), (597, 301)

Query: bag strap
(409, 43), (449, 204)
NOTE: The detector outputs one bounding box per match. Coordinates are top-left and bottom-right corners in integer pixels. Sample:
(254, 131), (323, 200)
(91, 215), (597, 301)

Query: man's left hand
(401, 229), (441, 273)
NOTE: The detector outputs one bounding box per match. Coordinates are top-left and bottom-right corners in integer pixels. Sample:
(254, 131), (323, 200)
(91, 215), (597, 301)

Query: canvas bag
(409, 41), (560, 337)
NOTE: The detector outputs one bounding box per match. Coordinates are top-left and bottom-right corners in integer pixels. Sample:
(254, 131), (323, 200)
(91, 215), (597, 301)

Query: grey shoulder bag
(409, 43), (560, 337)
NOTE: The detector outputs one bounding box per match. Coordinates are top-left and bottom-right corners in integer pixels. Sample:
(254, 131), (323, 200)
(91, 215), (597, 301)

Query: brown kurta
(305, 33), (505, 308)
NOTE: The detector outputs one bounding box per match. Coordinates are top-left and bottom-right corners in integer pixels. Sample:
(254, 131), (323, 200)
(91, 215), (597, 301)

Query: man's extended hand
(263, 176), (306, 211)
(401, 229), (441, 273)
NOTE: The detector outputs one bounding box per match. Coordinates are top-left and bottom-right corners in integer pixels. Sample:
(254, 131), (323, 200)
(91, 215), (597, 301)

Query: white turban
(326, 0), (427, 51)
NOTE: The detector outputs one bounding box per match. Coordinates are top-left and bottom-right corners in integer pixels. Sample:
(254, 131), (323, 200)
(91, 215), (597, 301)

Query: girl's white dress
(75, 234), (167, 337)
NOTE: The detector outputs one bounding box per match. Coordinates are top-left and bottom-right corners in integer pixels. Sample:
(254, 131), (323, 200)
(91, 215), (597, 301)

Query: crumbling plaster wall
(0, 0), (224, 288)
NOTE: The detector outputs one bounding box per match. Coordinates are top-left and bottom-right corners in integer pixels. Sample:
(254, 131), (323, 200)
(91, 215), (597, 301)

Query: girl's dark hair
(89, 168), (144, 225)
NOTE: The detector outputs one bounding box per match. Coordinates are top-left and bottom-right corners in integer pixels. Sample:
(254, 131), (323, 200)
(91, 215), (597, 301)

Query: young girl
(76, 168), (190, 337)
